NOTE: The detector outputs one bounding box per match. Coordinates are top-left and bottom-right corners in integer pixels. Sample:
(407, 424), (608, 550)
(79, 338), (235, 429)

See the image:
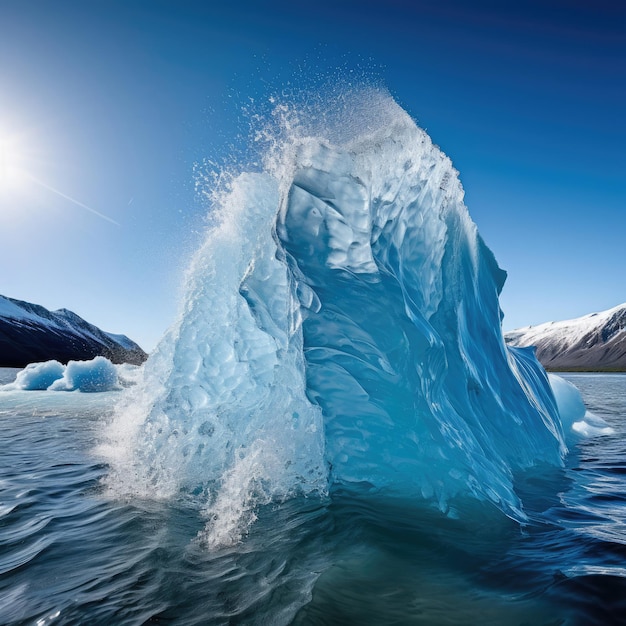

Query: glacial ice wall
(103, 89), (570, 541)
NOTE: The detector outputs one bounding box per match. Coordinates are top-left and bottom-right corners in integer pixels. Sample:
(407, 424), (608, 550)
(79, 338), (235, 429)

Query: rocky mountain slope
(505, 303), (626, 371)
(0, 295), (147, 367)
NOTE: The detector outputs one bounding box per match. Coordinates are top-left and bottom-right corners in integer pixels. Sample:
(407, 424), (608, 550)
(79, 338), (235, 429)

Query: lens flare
(0, 128), (118, 226)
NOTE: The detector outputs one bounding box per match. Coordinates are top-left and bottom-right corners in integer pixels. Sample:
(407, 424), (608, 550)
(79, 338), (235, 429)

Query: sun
(0, 131), (28, 192)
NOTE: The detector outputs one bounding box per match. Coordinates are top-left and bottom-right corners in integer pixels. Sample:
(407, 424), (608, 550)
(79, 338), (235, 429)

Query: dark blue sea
(0, 370), (624, 625)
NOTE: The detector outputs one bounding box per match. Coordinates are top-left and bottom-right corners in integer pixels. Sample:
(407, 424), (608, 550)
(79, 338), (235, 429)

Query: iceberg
(2, 356), (135, 392)
(103, 88), (584, 543)
(9, 359), (65, 390)
(48, 356), (120, 392)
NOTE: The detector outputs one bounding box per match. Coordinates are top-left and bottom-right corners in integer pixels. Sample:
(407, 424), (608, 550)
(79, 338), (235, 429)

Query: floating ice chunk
(2, 358), (136, 393)
(571, 412), (615, 437)
(9, 360), (65, 390)
(548, 374), (614, 438)
(48, 356), (120, 392)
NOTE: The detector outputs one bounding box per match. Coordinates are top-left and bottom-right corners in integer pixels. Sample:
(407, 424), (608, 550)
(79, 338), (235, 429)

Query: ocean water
(0, 370), (624, 625)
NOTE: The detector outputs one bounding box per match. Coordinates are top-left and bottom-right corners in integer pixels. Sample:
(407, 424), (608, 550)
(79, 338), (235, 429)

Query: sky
(0, 0), (624, 351)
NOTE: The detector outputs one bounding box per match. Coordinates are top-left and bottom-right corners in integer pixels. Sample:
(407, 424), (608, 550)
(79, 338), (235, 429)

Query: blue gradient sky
(1, 0), (623, 351)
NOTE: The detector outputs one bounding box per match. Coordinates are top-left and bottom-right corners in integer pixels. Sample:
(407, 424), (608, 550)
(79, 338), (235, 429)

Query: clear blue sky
(1, 0), (624, 351)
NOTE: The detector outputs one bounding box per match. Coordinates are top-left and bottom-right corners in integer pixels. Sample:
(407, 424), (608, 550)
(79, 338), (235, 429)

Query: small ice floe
(2, 356), (140, 393)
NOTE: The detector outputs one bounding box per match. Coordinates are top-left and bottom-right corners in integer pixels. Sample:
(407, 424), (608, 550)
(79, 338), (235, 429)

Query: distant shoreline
(546, 367), (626, 373)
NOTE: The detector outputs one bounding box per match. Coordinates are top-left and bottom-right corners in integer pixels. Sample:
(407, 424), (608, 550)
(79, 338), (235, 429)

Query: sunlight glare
(0, 128), (119, 225)
(0, 131), (30, 193)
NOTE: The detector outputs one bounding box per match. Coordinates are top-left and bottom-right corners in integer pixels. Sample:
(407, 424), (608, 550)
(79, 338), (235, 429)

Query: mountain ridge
(505, 303), (626, 372)
(0, 294), (147, 367)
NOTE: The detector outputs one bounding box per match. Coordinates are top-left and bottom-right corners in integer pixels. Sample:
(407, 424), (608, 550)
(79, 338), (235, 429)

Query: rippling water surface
(0, 369), (624, 625)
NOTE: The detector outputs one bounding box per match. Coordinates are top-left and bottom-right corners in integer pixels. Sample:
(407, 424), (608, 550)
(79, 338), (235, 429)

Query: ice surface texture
(275, 117), (566, 520)
(103, 90), (580, 541)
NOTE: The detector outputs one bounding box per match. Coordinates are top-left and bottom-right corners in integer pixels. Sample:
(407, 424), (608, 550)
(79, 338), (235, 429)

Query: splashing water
(101, 87), (586, 546)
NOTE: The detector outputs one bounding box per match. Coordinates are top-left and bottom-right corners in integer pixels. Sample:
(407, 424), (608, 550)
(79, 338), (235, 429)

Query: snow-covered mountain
(0, 295), (147, 367)
(505, 303), (626, 371)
